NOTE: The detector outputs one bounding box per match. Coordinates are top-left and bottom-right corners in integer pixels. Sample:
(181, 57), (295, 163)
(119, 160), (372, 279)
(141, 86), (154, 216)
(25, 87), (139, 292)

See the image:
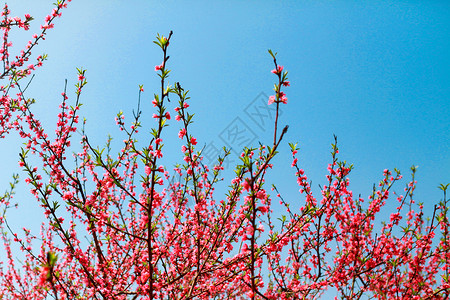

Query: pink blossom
(268, 95), (276, 105)
(242, 179), (251, 191)
(178, 128), (186, 139)
(258, 205), (268, 213)
(271, 65), (283, 74)
(145, 165), (151, 175)
(256, 190), (266, 199)
(38, 266), (50, 286)
(279, 92), (288, 104)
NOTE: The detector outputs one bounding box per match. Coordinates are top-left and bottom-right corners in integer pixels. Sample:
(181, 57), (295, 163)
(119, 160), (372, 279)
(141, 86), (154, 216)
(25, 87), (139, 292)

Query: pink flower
(155, 138), (162, 145)
(268, 95), (276, 105)
(38, 266), (50, 286)
(178, 128), (186, 139)
(270, 91), (288, 104)
(271, 65), (283, 75)
(258, 205), (268, 213)
(242, 179), (251, 191)
(175, 115), (181, 121)
(154, 63), (164, 71)
(78, 75), (84, 81)
(145, 165), (151, 175)
(282, 80), (290, 86)
(256, 190), (266, 199)
(165, 112), (171, 119)
(190, 137), (197, 145)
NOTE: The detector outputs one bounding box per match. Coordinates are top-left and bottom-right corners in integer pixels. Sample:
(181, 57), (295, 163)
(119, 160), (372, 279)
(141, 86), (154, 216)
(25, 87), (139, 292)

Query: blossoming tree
(0, 2), (449, 299)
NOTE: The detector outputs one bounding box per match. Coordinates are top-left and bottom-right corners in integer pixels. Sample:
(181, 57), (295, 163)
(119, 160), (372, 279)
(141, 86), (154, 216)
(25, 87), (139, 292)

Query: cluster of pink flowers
(0, 7), (448, 300)
(0, 1), (71, 143)
(268, 63), (290, 105)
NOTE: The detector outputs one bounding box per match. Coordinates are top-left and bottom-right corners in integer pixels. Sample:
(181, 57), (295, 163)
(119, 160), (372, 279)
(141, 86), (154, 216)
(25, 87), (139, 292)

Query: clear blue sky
(3, 1), (449, 240)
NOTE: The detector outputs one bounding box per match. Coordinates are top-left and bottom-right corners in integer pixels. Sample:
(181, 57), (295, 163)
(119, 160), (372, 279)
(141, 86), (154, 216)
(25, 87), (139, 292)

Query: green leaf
(438, 183), (449, 192)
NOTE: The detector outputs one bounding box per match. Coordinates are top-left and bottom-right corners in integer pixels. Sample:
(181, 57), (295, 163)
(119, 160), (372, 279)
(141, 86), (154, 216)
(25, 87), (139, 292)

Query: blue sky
(2, 1), (449, 245)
